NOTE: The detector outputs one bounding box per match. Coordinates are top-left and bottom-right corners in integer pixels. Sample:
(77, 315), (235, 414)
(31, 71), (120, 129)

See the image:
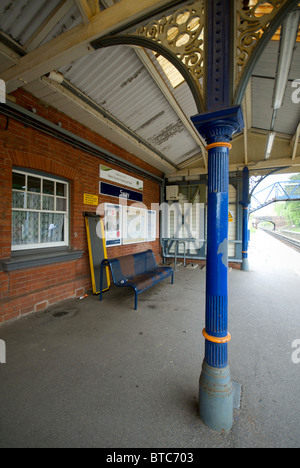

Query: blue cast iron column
(242, 166), (250, 271)
(191, 107), (244, 431)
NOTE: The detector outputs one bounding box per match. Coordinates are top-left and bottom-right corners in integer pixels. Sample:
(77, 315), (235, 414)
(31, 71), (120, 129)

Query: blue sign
(100, 182), (143, 202)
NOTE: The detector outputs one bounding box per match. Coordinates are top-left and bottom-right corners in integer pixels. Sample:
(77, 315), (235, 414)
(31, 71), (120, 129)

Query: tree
(274, 174), (300, 227)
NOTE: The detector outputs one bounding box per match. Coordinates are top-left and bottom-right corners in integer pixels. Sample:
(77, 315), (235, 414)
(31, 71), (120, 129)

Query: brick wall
(0, 89), (163, 324)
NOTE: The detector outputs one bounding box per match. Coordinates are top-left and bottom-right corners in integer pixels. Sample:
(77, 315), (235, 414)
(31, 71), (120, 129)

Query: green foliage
(274, 173), (300, 227)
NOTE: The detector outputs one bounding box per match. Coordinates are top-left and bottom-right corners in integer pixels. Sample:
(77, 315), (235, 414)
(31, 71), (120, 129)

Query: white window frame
(12, 169), (69, 251)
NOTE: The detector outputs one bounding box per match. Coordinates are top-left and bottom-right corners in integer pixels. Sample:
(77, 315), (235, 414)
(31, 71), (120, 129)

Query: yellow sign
(228, 212), (234, 223)
(83, 193), (99, 206)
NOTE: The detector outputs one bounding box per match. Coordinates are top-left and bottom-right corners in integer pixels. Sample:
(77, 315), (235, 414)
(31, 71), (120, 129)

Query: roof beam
(166, 156), (300, 178)
(75, 0), (94, 24)
(88, 0), (101, 15)
(291, 123), (300, 160)
(24, 0), (75, 52)
(0, 42), (20, 65)
(135, 48), (207, 168)
(242, 82), (252, 166)
(0, 0), (180, 93)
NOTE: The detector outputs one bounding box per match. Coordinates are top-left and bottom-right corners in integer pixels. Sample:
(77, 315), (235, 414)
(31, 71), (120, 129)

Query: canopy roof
(0, 0), (299, 178)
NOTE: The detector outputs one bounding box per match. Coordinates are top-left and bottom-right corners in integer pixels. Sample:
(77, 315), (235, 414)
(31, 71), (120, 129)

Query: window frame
(11, 168), (70, 251)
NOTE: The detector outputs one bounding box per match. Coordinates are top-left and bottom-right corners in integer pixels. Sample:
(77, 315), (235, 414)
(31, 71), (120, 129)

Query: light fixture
(264, 132), (276, 160)
(272, 9), (300, 110)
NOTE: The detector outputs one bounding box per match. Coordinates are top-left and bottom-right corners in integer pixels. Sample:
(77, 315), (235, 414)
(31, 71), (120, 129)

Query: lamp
(272, 10), (300, 110)
(266, 10), (299, 161)
(264, 132), (276, 160)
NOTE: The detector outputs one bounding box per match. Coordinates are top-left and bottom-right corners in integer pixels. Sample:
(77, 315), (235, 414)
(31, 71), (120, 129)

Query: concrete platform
(0, 230), (300, 448)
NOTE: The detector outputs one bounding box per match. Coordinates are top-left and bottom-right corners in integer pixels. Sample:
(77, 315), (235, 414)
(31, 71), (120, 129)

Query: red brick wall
(0, 90), (163, 323)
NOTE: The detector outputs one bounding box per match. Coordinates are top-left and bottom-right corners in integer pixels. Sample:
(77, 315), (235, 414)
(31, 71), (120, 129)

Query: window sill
(0, 248), (84, 272)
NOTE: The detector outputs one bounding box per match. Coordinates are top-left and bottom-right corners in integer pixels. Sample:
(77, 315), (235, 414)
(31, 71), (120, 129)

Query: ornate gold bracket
(130, 0), (295, 106)
(134, 0), (205, 100)
(236, 1), (288, 78)
(234, 0), (299, 103)
(92, 0), (298, 110)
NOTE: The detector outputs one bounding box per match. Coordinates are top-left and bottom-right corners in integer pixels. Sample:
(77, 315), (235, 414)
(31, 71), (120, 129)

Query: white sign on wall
(100, 165), (143, 192)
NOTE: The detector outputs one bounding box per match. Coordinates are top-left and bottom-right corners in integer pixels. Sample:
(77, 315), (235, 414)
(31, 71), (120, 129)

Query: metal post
(175, 240), (178, 271)
(191, 106), (244, 432)
(242, 167), (250, 271)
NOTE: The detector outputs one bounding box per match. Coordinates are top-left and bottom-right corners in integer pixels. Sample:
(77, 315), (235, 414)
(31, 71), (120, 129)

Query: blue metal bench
(99, 249), (174, 310)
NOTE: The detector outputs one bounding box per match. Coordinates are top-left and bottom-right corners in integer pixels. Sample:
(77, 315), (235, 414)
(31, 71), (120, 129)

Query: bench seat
(100, 249), (174, 310)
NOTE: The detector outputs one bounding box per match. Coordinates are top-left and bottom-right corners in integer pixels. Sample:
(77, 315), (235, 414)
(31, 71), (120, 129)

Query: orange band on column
(206, 142), (232, 151)
(202, 329), (232, 344)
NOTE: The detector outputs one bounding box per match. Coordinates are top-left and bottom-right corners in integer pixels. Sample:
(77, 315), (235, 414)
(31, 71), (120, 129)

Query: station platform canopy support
(192, 107), (244, 432)
(190, 0), (298, 432)
(190, 0), (246, 431)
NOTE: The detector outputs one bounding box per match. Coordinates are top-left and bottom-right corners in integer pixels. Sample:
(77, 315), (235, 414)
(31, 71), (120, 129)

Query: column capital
(191, 105), (244, 145)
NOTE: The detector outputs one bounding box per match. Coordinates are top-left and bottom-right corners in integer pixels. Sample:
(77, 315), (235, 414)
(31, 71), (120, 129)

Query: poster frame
(104, 202), (122, 247)
(147, 209), (157, 242)
(122, 205), (147, 245)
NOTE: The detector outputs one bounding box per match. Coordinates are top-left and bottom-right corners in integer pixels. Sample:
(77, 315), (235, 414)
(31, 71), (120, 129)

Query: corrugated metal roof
(58, 45), (201, 165)
(39, 4), (82, 47)
(252, 39), (300, 135)
(147, 49), (199, 118)
(23, 77), (177, 173)
(0, 0), (299, 174)
(252, 41), (279, 78)
(252, 76), (273, 131)
(275, 85), (300, 135)
(0, 0), (81, 48)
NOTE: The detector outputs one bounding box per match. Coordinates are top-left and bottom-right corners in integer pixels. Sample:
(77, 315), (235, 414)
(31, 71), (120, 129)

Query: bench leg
(134, 292), (138, 311)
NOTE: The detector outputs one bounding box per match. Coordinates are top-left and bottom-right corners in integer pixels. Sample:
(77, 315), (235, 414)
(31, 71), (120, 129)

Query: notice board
(104, 203), (122, 247)
(85, 214), (110, 294)
(122, 206), (147, 245)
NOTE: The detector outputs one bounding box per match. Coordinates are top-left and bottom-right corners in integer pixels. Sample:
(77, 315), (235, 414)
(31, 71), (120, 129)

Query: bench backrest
(108, 250), (157, 284)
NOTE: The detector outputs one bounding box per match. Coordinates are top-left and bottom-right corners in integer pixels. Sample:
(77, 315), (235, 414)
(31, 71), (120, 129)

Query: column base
(199, 360), (233, 432)
(242, 258), (250, 271)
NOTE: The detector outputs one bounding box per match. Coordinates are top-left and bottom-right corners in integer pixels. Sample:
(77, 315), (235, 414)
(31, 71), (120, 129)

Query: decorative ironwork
(94, 0), (296, 110)
(134, 0), (205, 99)
(236, 0), (287, 81)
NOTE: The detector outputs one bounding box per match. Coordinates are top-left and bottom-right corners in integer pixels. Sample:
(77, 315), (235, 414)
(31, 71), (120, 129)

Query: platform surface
(0, 230), (299, 448)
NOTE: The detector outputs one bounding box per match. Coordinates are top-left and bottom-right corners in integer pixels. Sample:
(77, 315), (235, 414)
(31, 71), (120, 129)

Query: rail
(162, 238), (243, 267)
(261, 229), (300, 252)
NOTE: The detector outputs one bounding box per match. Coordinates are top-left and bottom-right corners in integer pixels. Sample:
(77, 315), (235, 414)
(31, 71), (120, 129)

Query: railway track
(262, 229), (300, 253)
